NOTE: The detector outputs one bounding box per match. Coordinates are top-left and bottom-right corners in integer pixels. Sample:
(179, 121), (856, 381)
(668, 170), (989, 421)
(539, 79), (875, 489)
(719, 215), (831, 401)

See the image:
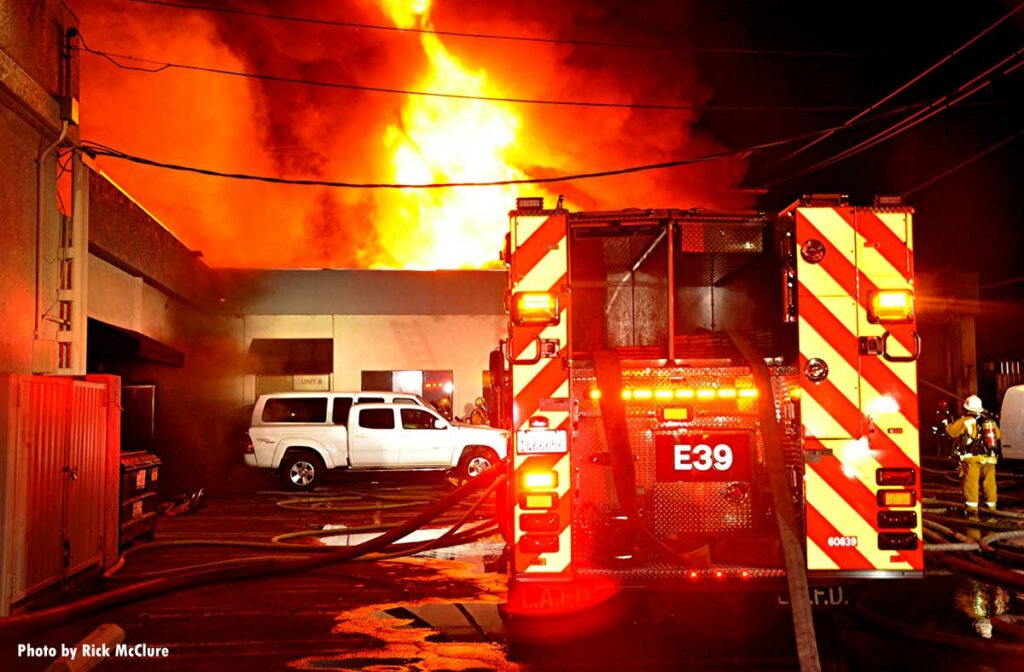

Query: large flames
(75, 0), (746, 270)
(376, 0), (552, 269)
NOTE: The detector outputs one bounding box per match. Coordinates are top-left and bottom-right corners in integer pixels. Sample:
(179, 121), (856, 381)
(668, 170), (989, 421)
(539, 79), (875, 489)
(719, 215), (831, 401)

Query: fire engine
(489, 194), (923, 620)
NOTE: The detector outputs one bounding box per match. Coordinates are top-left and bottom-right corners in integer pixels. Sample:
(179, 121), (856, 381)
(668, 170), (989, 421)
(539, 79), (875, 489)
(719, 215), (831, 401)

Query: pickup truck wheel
(281, 452), (323, 491)
(458, 448), (498, 480)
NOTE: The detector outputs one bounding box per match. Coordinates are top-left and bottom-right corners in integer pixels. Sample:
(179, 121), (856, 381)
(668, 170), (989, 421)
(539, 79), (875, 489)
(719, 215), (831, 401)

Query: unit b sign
(294, 375), (330, 391)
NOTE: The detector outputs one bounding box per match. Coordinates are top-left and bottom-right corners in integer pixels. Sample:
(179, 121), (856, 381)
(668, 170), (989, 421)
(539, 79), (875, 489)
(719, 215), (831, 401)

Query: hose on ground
(855, 602), (1024, 654)
(365, 475), (502, 562)
(925, 543), (980, 552)
(925, 499), (1024, 520)
(104, 479), (499, 580)
(102, 482), (494, 580)
(108, 521), (499, 581)
(975, 530), (1024, 566)
(0, 466), (504, 637)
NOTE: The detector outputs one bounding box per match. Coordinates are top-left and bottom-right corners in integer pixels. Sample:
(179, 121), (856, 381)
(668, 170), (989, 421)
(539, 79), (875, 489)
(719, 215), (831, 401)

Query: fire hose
(855, 518), (1024, 652)
(103, 477), (501, 581)
(0, 466), (503, 638)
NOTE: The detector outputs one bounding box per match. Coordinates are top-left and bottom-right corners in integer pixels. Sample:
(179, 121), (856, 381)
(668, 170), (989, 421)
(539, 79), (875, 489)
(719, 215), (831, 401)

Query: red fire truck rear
(489, 194), (923, 618)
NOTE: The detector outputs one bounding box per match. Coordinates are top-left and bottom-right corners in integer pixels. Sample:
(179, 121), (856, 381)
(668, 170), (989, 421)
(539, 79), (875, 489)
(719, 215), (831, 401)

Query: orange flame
(375, 0), (555, 269)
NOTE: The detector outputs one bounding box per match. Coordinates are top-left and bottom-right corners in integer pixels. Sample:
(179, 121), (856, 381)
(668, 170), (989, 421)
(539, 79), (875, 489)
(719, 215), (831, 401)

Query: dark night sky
(687, 0), (1023, 293)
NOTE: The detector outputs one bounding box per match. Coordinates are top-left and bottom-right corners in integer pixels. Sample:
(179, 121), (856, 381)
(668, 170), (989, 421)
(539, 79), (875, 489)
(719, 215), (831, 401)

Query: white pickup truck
(244, 392), (509, 490)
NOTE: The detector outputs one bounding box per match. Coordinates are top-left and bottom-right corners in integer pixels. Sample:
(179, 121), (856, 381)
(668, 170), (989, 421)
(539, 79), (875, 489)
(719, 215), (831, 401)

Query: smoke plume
(73, 0), (749, 269)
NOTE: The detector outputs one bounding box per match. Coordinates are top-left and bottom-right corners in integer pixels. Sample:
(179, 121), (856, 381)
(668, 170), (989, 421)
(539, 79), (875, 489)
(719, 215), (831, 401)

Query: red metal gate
(0, 374), (120, 615)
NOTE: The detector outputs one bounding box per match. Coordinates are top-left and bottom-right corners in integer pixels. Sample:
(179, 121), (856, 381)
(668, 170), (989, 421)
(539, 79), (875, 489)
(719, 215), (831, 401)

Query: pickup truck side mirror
(433, 419), (447, 429)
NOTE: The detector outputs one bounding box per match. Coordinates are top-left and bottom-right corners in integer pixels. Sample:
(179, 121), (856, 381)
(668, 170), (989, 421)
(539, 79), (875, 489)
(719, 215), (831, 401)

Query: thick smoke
(73, 0), (749, 269)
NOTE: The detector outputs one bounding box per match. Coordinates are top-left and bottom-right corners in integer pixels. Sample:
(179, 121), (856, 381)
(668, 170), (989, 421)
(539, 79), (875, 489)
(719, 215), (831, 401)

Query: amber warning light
(877, 489), (916, 507)
(512, 292), (560, 326)
(868, 289), (914, 324)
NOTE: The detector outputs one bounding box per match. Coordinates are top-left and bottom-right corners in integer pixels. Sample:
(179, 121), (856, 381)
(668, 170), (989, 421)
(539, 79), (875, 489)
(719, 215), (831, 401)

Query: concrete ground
(3, 470), (1024, 671)
(0, 472), (515, 672)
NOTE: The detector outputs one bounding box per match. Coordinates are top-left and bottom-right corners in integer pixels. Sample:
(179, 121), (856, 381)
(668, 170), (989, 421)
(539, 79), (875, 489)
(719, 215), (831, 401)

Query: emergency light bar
(511, 292), (560, 326)
(868, 289), (914, 324)
(611, 387), (758, 401)
(516, 197), (544, 210)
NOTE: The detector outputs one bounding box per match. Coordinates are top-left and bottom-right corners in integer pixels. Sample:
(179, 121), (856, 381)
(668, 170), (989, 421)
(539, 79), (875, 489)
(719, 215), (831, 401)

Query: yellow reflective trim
(858, 243), (910, 290)
(799, 207), (856, 261)
(514, 216), (546, 243)
(805, 468), (914, 570)
(801, 316), (919, 465)
(876, 212), (910, 246)
(523, 526), (572, 574)
(825, 437), (883, 500)
(796, 257), (851, 298)
(806, 538), (840, 571)
(511, 321), (568, 400)
(516, 235), (568, 292)
(800, 393), (850, 440)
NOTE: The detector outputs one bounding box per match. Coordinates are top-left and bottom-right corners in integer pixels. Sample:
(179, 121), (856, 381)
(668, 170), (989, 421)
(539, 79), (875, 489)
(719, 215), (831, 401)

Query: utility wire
(73, 43), (879, 113)
(981, 274), (1024, 289)
(902, 125), (1024, 198)
(778, 1), (1024, 162)
(82, 143), (735, 189)
(128, 0), (883, 57)
(764, 48), (1024, 187)
(77, 109), (923, 190)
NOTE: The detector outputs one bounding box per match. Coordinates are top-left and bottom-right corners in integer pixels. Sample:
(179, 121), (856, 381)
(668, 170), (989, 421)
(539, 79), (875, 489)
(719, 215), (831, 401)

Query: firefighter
(468, 397), (489, 425)
(436, 397), (453, 421)
(947, 395), (1002, 513)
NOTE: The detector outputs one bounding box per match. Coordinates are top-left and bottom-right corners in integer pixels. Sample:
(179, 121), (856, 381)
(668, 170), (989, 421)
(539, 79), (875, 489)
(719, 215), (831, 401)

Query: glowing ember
(376, 0), (555, 269)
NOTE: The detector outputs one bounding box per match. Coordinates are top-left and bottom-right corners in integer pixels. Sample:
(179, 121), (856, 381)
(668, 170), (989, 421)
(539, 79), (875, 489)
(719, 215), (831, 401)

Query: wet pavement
(3, 471), (1024, 671)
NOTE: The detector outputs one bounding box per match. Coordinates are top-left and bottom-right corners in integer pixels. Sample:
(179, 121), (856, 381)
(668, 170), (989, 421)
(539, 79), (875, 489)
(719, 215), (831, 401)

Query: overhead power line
(779, 0), (1024, 162)
(128, 0), (882, 57)
(902, 125), (1024, 198)
(982, 273), (1024, 289)
(77, 111), (920, 190)
(83, 143), (735, 189)
(74, 42), (886, 113)
(764, 47), (1024, 187)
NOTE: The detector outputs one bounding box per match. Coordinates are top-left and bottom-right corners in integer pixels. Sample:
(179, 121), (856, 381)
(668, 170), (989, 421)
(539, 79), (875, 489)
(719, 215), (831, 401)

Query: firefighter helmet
(475, 397), (485, 407)
(964, 395), (985, 414)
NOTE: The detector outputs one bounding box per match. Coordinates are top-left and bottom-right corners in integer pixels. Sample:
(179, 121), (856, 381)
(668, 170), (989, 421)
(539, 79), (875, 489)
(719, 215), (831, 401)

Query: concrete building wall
(87, 259), (248, 490)
(333, 314), (505, 418)
(0, 96), (42, 373)
(240, 313), (506, 417)
(0, 0), (78, 374)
